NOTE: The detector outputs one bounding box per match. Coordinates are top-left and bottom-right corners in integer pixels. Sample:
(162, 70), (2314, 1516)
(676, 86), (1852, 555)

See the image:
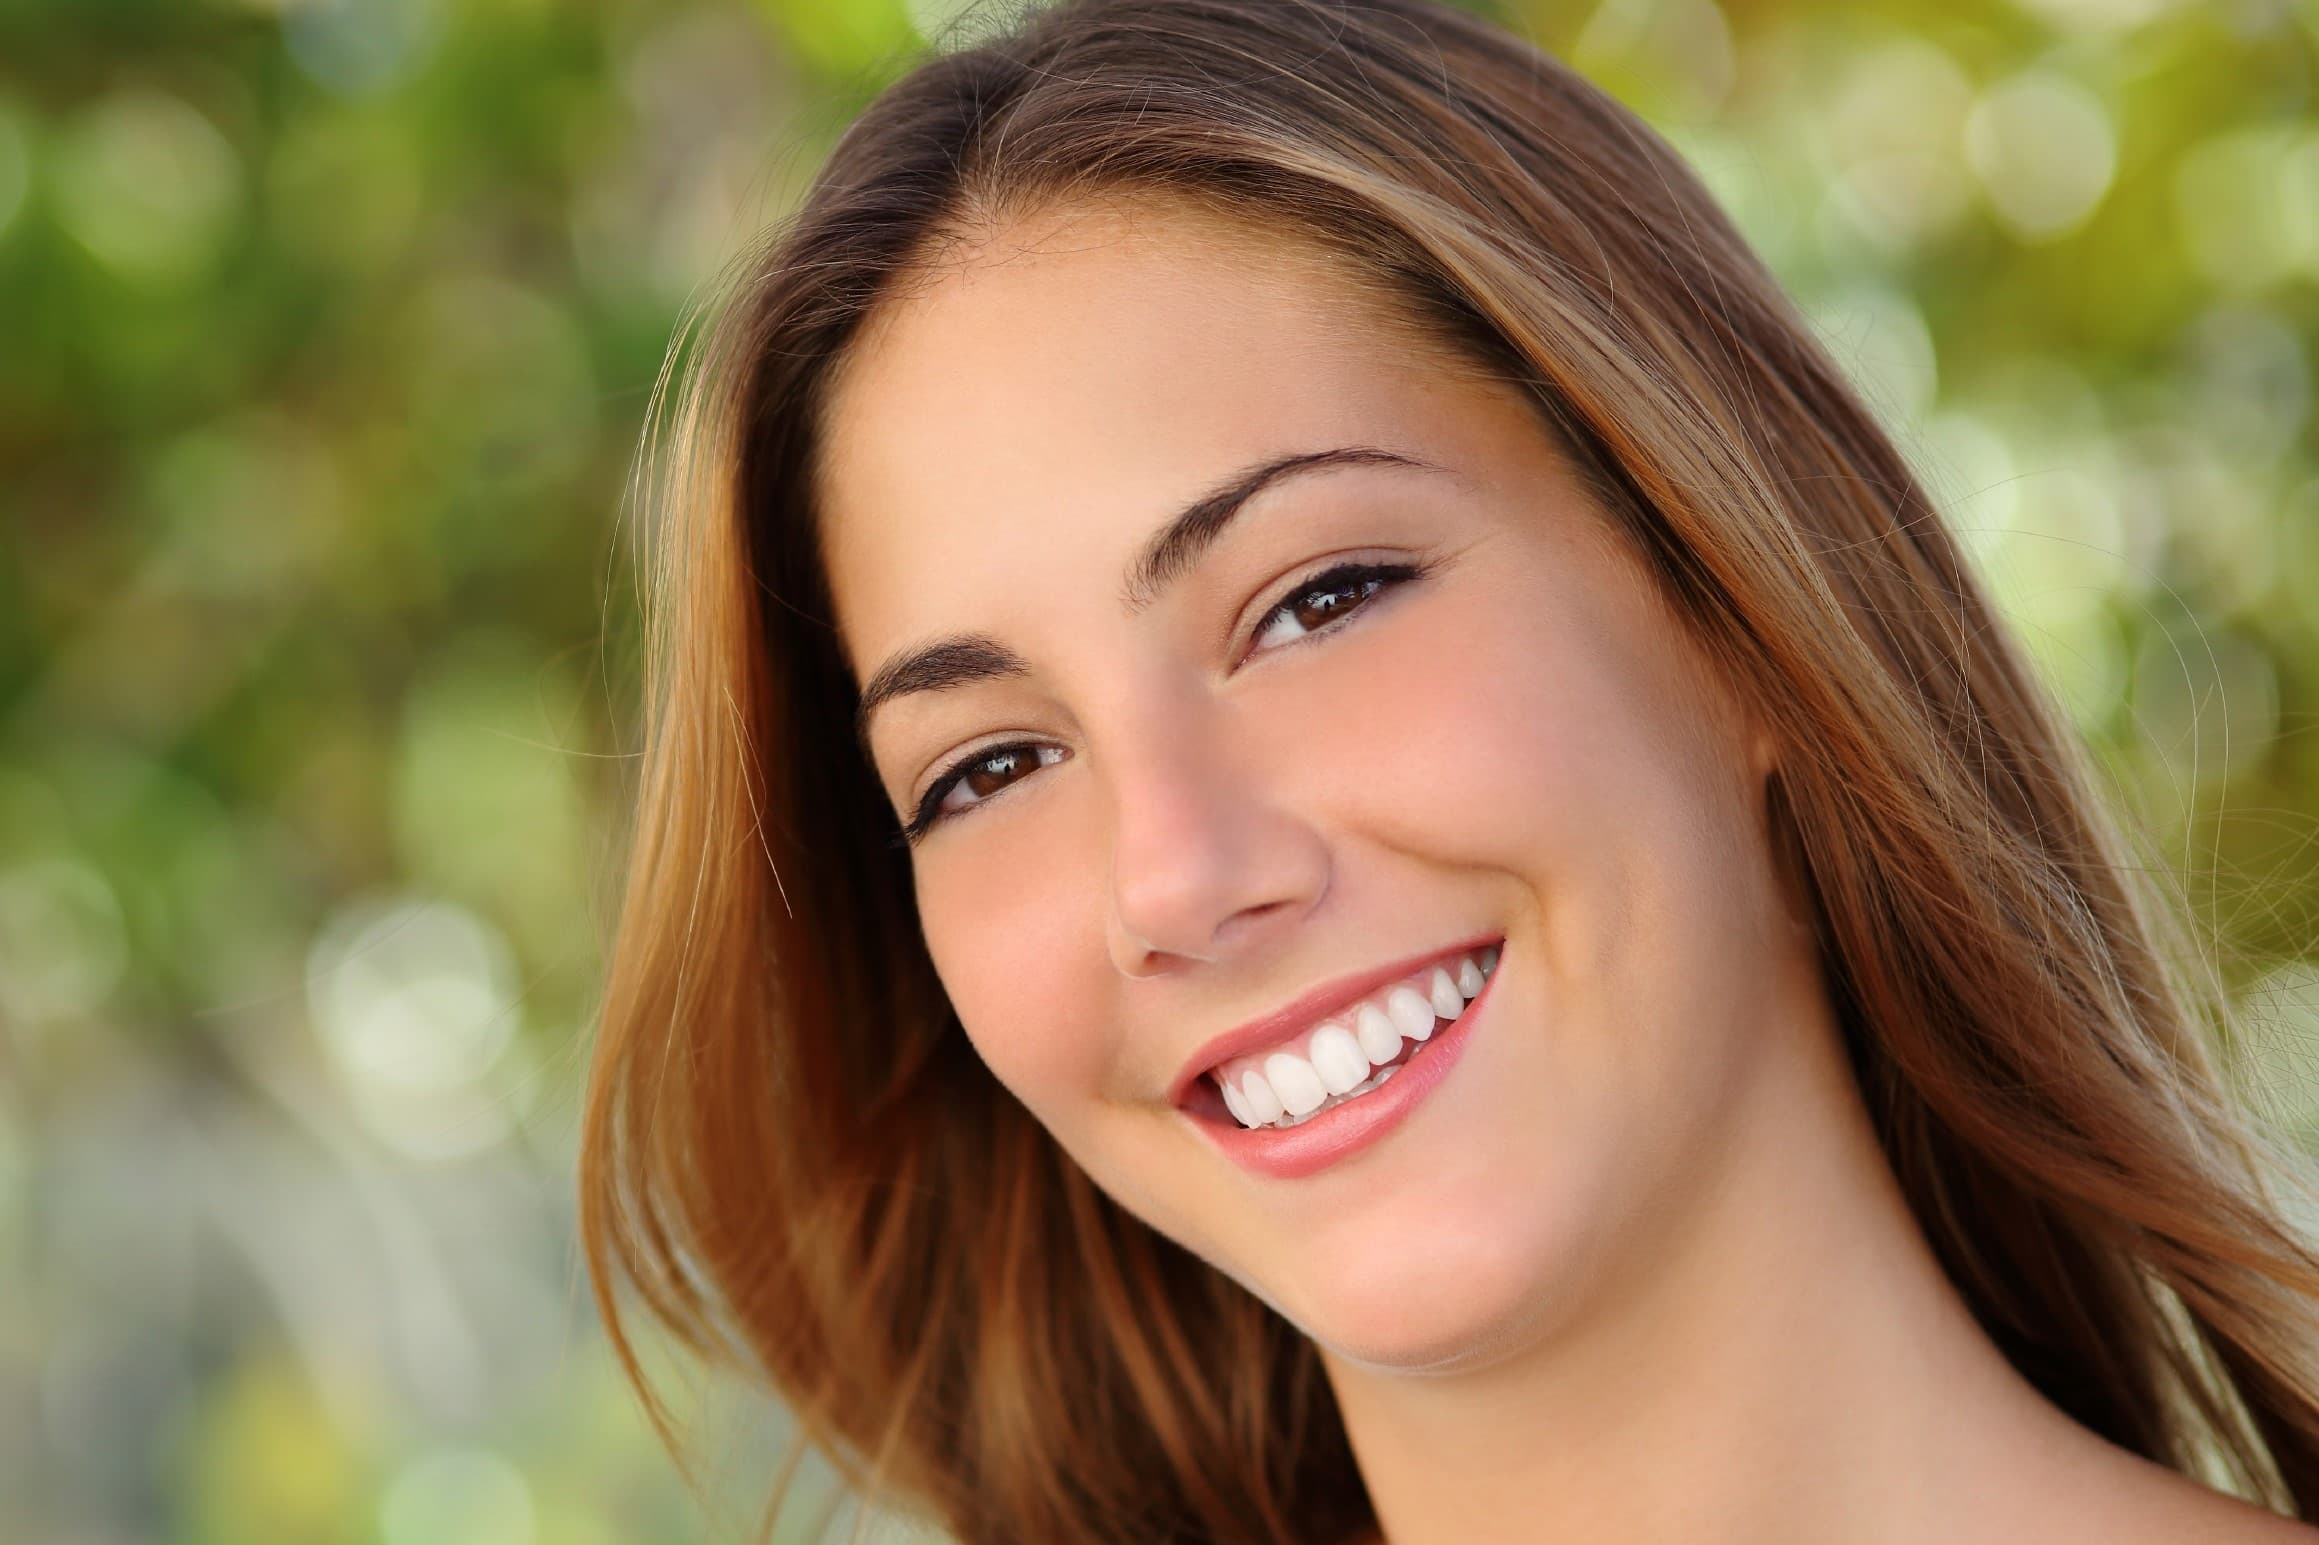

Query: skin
(815, 194), (2312, 1544)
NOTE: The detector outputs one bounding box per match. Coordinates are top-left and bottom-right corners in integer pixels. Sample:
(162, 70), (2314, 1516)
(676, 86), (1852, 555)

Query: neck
(1320, 988), (2110, 1545)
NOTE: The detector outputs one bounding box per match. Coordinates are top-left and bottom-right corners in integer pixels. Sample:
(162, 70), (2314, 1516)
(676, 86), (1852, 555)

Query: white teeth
(1308, 1025), (1369, 1095)
(1354, 1001), (1402, 1064)
(1264, 1052), (1328, 1116)
(1274, 1061), (1404, 1125)
(1208, 944), (1505, 1131)
(1385, 984), (1436, 1043)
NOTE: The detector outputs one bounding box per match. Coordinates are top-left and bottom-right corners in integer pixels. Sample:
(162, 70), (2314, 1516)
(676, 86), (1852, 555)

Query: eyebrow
(852, 445), (1442, 755)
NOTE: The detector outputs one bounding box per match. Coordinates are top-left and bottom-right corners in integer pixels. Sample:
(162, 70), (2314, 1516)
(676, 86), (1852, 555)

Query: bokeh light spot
(1964, 72), (2116, 241)
(2174, 127), (2319, 294)
(0, 857), (128, 1026)
(283, 0), (444, 98)
(52, 88), (241, 287)
(306, 895), (522, 1159)
(1826, 35), (1974, 251)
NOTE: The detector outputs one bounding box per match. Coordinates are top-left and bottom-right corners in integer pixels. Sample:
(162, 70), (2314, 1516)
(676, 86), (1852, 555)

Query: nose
(1103, 701), (1328, 976)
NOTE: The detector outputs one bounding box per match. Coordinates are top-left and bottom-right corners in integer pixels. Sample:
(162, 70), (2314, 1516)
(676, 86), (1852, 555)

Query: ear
(1747, 720), (1780, 787)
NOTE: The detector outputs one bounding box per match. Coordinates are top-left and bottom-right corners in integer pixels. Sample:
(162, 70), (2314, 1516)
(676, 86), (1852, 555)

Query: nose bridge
(1101, 679), (1321, 971)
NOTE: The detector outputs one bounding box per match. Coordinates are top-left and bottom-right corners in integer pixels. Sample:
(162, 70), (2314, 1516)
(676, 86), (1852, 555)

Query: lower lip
(1189, 947), (1500, 1181)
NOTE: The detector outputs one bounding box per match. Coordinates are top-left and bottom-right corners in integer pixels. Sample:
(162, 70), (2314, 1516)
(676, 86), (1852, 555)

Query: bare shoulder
(2143, 1490), (2319, 1543)
(2173, 1493), (2319, 1542)
(2083, 1451), (2318, 1543)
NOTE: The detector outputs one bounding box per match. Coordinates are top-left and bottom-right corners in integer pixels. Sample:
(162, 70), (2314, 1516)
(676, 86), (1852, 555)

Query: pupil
(1304, 578), (1370, 625)
(971, 749), (1021, 793)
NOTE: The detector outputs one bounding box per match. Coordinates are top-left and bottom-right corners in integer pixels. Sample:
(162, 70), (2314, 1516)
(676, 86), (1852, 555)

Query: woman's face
(818, 197), (1807, 1370)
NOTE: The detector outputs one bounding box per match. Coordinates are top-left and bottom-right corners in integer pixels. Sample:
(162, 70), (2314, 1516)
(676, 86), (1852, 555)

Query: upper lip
(1167, 932), (1503, 1107)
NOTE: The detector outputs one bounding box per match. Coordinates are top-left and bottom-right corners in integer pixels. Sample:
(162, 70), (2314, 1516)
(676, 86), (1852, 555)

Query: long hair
(577, 1), (2319, 1539)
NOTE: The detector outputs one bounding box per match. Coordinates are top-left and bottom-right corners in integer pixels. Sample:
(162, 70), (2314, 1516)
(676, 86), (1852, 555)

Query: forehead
(825, 196), (1419, 445)
(812, 197), (1483, 678)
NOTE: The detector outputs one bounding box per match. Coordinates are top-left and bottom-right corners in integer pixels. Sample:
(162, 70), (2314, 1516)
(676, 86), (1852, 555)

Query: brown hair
(578, 1), (2319, 1539)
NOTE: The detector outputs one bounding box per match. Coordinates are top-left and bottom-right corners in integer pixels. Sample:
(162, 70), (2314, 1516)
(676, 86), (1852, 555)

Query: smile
(1185, 938), (1505, 1181)
(1211, 943), (1498, 1129)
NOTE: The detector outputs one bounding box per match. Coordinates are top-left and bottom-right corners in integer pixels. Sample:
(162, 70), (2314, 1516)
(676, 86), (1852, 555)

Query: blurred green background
(3, 0), (2316, 1539)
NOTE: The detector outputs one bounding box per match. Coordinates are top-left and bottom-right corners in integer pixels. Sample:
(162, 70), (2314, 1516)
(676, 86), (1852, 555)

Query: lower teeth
(1268, 1061), (1404, 1129)
(1250, 944), (1497, 1131)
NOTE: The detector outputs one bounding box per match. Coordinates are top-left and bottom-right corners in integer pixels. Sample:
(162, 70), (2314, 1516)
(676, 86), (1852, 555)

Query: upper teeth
(1213, 943), (1499, 1131)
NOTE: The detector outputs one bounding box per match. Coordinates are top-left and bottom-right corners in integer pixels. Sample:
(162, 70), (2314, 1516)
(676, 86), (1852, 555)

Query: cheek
(917, 857), (1103, 1118)
(1320, 555), (1780, 1167)
(1314, 567), (1644, 868)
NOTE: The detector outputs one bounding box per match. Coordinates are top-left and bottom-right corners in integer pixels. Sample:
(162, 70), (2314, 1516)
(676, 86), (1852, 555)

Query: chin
(1259, 1185), (1594, 1374)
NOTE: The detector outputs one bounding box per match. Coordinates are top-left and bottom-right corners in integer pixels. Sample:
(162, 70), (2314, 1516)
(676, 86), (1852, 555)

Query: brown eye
(899, 742), (1066, 846)
(894, 558), (1433, 849)
(954, 746), (1039, 801)
(1247, 560), (1426, 656)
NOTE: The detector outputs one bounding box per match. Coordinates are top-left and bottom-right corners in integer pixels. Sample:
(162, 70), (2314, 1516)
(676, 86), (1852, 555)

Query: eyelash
(888, 557), (1434, 848)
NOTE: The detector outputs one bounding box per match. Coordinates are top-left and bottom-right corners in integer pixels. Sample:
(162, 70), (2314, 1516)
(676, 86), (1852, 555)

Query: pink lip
(1187, 941), (1501, 1180)
(1165, 932), (1504, 1110)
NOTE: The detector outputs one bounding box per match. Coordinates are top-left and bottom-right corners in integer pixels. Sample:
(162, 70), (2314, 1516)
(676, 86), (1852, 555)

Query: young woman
(578, 1), (2319, 1539)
